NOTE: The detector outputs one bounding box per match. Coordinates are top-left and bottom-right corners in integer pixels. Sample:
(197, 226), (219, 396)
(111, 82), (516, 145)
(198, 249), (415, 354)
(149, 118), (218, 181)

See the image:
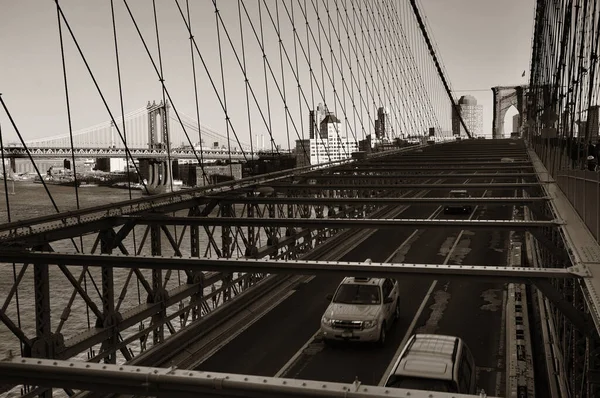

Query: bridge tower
(142, 100), (176, 194)
(491, 85), (528, 139)
(146, 100), (170, 149)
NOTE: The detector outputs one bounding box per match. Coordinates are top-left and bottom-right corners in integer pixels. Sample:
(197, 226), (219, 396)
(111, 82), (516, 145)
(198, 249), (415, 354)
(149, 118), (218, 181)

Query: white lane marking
(274, 175), (463, 380)
(379, 222), (470, 385)
(383, 206), (442, 263)
(194, 289), (296, 365)
(378, 178), (494, 386)
(275, 194), (444, 379)
(377, 278), (439, 386)
(274, 329), (321, 378)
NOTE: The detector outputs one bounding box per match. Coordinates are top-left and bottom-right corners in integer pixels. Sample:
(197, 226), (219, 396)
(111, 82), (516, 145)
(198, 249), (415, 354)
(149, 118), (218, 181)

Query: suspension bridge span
(0, 0), (599, 398)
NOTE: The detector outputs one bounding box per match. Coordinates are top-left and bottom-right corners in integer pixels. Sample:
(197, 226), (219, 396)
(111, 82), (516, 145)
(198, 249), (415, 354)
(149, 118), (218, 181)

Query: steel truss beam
(330, 166), (533, 172)
(212, 197), (550, 205)
(130, 216), (559, 229)
(0, 146), (436, 244)
(0, 252), (586, 281)
(357, 160), (532, 166)
(265, 182), (542, 190)
(299, 173), (538, 179)
(0, 358), (500, 398)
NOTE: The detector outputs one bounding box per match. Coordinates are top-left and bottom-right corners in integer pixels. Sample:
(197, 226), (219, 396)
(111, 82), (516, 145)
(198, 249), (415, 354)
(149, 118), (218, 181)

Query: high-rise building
(375, 107), (390, 139)
(308, 103), (328, 139)
(298, 108), (358, 166)
(452, 95), (483, 137)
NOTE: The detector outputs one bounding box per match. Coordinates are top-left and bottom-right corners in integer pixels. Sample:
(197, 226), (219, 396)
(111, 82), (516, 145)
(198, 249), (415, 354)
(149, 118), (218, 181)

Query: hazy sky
(0, 0), (535, 147)
(419, 0), (535, 137)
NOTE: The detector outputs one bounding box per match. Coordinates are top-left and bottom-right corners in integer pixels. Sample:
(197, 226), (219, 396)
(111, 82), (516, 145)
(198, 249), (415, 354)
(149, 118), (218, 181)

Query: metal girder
(0, 251), (586, 281)
(0, 358), (499, 398)
(529, 149), (600, 333)
(214, 197), (550, 205)
(356, 160), (532, 166)
(131, 215), (560, 229)
(266, 182), (542, 190)
(299, 173), (538, 179)
(371, 155), (528, 161)
(330, 166), (534, 172)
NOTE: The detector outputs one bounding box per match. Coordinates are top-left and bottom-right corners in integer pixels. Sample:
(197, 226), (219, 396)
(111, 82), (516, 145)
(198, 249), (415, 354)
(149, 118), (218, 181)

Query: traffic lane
(409, 187), (515, 395)
(195, 200), (441, 376)
(283, 209), (482, 384)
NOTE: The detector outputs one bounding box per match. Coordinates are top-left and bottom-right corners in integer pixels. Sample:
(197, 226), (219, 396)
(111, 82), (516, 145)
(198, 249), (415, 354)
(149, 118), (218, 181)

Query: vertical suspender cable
(185, 0), (209, 185)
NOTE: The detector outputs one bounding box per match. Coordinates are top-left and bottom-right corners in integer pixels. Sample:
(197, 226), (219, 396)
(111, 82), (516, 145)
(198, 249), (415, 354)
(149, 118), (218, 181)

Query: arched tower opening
(503, 105), (519, 138)
(491, 85), (528, 139)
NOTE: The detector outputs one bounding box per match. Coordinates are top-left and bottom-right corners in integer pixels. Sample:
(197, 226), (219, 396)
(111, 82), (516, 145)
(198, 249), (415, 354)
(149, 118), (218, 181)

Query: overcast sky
(0, 0), (535, 147)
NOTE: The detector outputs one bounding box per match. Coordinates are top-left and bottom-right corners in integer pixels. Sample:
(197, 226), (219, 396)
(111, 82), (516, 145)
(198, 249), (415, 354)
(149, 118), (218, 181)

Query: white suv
(321, 276), (400, 345)
(384, 334), (477, 394)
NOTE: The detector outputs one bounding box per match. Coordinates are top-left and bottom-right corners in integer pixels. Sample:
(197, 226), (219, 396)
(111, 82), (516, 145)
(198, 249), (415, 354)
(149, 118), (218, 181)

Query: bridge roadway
(194, 175), (516, 396)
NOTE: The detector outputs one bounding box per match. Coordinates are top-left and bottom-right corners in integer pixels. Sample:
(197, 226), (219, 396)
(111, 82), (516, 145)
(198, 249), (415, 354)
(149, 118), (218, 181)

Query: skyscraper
(452, 95), (483, 138)
(296, 108), (358, 166)
(375, 107), (390, 139)
(309, 103), (328, 139)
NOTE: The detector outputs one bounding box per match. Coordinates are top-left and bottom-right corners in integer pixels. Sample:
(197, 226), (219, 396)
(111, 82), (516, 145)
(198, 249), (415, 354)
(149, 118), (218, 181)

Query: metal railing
(555, 170), (600, 243)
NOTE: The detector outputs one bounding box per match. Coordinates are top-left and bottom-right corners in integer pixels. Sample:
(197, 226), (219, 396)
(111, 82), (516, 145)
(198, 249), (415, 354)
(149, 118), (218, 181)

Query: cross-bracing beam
(212, 196), (550, 205)
(130, 216), (560, 229)
(330, 166), (533, 172)
(0, 357), (500, 398)
(0, 251), (585, 281)
(265, 182), (541, 190)
(297, 173), (538, 179)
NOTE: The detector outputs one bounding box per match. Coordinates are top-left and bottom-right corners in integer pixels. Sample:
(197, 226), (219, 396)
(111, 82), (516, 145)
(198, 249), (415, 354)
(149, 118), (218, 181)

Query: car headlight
(321, 316), (333, 326)
(363, 320), (377, 329)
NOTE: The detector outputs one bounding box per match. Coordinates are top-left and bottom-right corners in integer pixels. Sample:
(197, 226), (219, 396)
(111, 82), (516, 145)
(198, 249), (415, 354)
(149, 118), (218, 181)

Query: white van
(385, 334), (477, 394)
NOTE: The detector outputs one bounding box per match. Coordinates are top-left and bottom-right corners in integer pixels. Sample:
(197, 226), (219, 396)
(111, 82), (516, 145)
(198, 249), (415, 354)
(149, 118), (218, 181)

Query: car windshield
(385, 376), (456, 393)
(333, 284), (381, 305)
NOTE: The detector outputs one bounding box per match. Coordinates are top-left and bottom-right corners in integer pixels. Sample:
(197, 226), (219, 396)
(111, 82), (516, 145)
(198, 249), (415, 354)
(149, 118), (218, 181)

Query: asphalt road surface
(196, 177), (514, 396)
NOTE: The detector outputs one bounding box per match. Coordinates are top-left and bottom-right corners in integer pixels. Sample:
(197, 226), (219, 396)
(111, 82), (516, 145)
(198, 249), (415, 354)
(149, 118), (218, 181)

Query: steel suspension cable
(122, 0), (248, 172)
(172, 0), (269, 161)
(54, 1), (152, 195)
(236, 0), (256, 162)
(185, 0), (209, 185)
(212, 1), (235, 177)
(0, 122), (24, 360)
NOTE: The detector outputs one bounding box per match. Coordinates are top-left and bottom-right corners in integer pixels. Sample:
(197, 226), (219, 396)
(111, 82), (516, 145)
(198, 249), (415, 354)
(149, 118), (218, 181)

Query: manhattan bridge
(0, 1), (599, 397)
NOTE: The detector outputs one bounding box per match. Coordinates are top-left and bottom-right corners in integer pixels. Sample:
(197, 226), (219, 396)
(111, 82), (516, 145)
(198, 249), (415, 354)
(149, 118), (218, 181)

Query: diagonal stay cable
(122, 0), (249, 166)
(53, 1), (151, 195)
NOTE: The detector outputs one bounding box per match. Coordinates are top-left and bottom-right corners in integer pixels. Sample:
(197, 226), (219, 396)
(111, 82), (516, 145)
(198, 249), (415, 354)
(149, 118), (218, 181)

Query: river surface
(0, 181), (257, 397)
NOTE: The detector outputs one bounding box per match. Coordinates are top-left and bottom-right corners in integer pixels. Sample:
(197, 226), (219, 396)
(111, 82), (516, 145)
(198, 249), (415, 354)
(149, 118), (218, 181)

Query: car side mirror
(384, 297), (394, 304)
(326, 294), (333, 301)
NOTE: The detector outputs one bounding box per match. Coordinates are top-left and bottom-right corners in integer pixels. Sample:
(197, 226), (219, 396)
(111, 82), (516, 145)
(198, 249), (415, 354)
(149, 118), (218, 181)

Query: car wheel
(378, 323), (387, 346)
(394, 300), (400, 321)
